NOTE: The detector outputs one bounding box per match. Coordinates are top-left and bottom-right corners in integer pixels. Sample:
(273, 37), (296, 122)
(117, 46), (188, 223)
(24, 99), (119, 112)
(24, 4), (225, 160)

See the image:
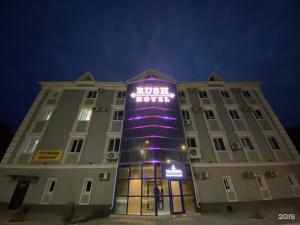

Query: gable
(127, 69), (177, 84)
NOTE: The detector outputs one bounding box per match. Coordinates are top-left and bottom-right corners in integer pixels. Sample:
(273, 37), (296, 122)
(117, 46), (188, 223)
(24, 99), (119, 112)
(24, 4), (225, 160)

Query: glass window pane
(157, 179), (169, 195)
(116, 179), (129, 195)
(184, 196), (196, 214)
(142, 197), (155, 215)
(118, 166), (129, 178)
(130, 165), (141, 178)
(129, 179), (141, 196)
(181, 180), (194, 195)
(108, 139), (115, 152)
(127, 197), (141, 215)
(76, 139), (83, 152)
(156, 164), (162, 178)
(142, 179), (155, 196)
(158, 197), (170, 215)
(114, 197), (127, 214)
(171, 180), (181, 196)
(142, 165), (154, 178)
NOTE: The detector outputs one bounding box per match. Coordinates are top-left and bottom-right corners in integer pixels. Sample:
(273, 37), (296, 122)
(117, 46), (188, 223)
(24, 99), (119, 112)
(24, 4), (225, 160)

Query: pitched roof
(127, 69), (177, 83)
(208, 72), (224, 82)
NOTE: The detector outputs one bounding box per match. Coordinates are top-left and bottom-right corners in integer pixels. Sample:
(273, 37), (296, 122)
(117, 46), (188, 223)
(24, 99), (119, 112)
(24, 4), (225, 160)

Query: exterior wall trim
(191, 161), (299, 167)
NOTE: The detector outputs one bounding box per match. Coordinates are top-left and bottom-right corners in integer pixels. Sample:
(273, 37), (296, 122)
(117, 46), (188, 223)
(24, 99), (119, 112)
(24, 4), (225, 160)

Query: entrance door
(8, 180), (30, 210)
(169, 180), (184, 214)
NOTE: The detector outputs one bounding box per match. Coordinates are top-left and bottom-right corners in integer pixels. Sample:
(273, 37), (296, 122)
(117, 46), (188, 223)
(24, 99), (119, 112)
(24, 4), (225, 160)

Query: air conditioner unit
(264, 171), (277, 178)
(189, 148), (201, 159)
(98, 88), (105, 93)
(184, 120), (191, 125)
(242, 171), (255, 179)
(230, 142), (242, 151)
(107, 152), (118, 161)
(99, 172), (109, 181)
(199, 171), (210, 180)
(241, 106), (253, 112)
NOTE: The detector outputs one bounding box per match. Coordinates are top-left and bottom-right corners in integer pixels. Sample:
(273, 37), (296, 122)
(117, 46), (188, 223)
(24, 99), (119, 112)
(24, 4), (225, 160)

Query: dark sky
(1, 0), (300, 132)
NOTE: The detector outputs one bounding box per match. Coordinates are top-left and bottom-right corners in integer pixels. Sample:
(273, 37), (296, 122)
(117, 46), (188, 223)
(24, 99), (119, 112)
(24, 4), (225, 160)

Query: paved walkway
(2, 213), (300, 225)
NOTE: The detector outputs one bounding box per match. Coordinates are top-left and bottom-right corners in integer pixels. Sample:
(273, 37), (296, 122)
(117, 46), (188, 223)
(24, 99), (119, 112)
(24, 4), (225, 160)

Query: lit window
(268, 137), (280, 150)
(242, 90), (251, 98)
(240, 137), (254, 150)
(220, 91), (230, 98)
(40, 110), (52, 121)
(108, 138), (121, 152)
(204, 110), (215, 120)
(117, 91), (127, 99)
(253, 110), (264, 120)
(113, 111), (124, 120)
(78, 109), (92, 121)
(187, 138), (197, 148)
(86, 91), (97, 99)
(24, 139), (39, 153)
(70, 139), (84, 152)
(198, 91), (208, 99)
(213, 137), (226, 151)
(181, 110), (190, 121)
(229, 110), (240, 120)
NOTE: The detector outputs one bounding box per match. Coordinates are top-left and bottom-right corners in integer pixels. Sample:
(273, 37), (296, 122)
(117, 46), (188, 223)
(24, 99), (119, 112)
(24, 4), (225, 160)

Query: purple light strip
(128, 115), (176, 121)
(135, 107), (171, 111)
(126, 124), (177, 129)
(124, 135), (182, 140)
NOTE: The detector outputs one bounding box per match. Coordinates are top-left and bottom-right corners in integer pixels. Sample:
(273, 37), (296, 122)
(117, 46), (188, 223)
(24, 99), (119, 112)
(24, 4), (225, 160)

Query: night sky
(1, 0), (300, 132)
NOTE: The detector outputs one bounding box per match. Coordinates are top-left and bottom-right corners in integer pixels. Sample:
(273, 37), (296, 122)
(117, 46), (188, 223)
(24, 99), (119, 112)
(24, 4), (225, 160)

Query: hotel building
(0, 69), (299, 217)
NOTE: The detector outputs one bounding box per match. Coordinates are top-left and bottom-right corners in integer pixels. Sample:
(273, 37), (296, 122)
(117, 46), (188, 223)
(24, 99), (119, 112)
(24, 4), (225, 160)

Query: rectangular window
(181, 110), (190, 121)
(86, 91), (97, 99)
(204, 110), (215, 120)
(242, 90), (251, 98)
(187, 137), (197, 148)
(24, 139), (39, 153)
(86, 181), (92, 192)
(108, 138), (121, 152)
(267, 137), (280, 150)
(228, 110), (240, 120)
(223, 177), (231, 190)
(49, 180), (56, 192)
(70, 139), (84, 152)
(198, 91), (208, 99)
(178, 91), (186, 99)
(48, 90), (60, 99)
(220, 91), (230, 98)
(253, 110), (264, 120)
(40, 110), (52, 121)
(117, 91), (127, 99)
(78, 109), (92, 121)
(113, 111), (124, 120)
(213, 137), (226, 151)
(240, 137), (255, 150)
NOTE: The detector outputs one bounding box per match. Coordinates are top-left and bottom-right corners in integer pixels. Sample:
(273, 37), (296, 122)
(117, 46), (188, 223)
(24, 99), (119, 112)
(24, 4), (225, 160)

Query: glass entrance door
(169, 180), (184, 214)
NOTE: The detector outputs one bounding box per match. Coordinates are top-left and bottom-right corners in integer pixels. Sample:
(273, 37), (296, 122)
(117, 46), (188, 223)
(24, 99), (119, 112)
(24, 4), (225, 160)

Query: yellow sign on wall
(34, 150), (62, 161)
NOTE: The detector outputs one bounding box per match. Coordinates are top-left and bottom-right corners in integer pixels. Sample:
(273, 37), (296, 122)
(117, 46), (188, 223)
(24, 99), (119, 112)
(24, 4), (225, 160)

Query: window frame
(108, 137), (121, 152)
(240, 136), (255, 151)
(78, 109), (93, 121)
(204, 110), (216, 120)
(24, 138), (39, 154)
(212, 137), (226, 151)
(113, 110), (124, 121)
(86, 90), (98, 99)
(69, 138), (84, 153)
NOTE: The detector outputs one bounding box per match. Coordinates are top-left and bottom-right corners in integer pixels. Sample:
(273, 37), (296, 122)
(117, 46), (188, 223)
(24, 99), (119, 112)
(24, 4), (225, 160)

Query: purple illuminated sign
(130, 87), (175, 103)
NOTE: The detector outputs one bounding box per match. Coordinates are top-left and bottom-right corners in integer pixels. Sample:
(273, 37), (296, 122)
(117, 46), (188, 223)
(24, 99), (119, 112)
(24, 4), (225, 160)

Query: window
(267, 137), (280, 150)
(178, 91), (186, 99)
(242, 90), (251, 98)
(108, 138), (121, 152)
(86, 91), (97, 99)
(117, 91), (127, 99)
(220, 91), (230, 98)
(240, 137), (255, 150)
(70, 139), (84, 152)
(181, 110), (190, 121)
(253, 110), (264, 120)
(229, 110), (240, 120)
(40, 110), (52, 121)
(213, 137), (226, 151)
(24, 139), (39, 153)
(86, 181), (92, 192)
(186, 138), (197, 148)
(198, 91), (208, 99)
(113, 111), (124, 120)
(223, 177), (231, 190)
(78, 109), (92, 121)
(287, 174), (294, 186)
(48, 90), (60, 99)
(204, 110), (215, 120)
